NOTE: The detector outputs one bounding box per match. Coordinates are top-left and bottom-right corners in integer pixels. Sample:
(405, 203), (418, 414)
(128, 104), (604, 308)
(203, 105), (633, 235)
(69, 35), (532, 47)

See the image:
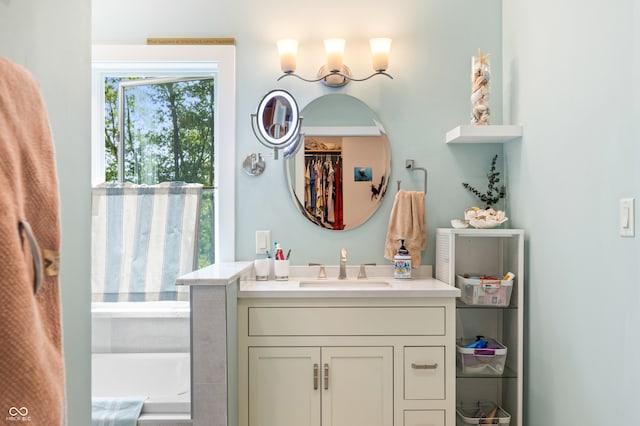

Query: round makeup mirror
(251, 89), (303, 157)
(285, 94), (391, 230)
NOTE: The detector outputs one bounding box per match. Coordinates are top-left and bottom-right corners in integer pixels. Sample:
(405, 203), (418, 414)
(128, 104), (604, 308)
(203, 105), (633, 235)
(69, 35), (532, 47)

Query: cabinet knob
(411, 362), (438, 370)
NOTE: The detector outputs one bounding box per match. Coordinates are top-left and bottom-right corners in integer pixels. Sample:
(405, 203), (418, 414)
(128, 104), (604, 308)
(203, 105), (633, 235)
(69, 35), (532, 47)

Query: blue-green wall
(503, 1), (640, 424)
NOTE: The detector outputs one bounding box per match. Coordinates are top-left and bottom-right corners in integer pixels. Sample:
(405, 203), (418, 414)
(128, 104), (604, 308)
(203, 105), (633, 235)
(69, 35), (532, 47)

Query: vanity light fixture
(277, 38), (393, 87)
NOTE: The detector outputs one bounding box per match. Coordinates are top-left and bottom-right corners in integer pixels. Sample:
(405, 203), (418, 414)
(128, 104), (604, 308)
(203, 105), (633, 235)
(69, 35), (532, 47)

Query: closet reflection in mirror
(285, 94), (390, 230)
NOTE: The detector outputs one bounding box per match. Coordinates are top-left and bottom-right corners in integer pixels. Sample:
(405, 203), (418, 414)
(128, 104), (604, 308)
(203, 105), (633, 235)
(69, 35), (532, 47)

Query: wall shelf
(445, 125), (523, 144)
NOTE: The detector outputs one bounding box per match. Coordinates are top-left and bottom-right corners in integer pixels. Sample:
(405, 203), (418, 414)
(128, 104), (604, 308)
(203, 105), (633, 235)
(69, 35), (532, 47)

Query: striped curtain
(91, 182), (203, 302)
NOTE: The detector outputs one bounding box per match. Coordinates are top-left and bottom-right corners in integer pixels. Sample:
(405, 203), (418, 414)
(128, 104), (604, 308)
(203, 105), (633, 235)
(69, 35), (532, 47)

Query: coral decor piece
(471, 49), (491, 125)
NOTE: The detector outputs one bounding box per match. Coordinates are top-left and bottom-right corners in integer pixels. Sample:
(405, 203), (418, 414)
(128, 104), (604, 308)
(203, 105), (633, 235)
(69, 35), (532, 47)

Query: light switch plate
(620, 198), (635, 237)
(255, 230), (271, 254)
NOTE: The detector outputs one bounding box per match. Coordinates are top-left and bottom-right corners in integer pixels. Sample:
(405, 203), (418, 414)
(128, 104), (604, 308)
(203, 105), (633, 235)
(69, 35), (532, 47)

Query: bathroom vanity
(239, 266), (459, 426)
(178, 264), (460, 426)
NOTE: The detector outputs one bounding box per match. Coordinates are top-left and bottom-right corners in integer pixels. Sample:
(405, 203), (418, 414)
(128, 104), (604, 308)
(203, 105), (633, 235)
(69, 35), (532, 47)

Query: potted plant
(461, 154), (508, 228)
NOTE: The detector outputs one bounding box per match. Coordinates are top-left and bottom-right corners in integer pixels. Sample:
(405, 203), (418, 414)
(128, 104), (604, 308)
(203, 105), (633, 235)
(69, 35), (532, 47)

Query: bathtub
(92, 301), (191, 418)
(92, 301), (190, 353)
(92, 352), (190, 415)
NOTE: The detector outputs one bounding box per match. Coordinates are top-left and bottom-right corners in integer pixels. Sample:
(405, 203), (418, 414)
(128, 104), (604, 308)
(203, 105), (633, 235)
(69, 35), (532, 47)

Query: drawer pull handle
(411, 362), (438, 370)
(313, 364), (319, 390)
(323, 363), (329, 390)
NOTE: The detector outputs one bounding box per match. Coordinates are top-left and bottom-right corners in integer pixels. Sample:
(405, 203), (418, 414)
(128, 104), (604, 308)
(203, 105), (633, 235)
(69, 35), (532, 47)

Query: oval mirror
(254, 89), (300, 148)
(285, 94), (391, 230)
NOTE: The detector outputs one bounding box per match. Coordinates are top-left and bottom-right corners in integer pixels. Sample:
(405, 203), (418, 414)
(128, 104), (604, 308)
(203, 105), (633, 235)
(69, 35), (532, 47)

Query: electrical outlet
(620, 198), (635, 237)
(255, 230), (271, 254)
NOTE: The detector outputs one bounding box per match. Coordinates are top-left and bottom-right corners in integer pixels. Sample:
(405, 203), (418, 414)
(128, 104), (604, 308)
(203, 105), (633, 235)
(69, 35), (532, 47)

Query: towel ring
(399, 159), (427, 194)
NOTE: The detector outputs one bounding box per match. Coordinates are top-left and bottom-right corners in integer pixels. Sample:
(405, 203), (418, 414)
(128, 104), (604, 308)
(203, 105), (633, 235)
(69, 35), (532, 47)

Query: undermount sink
(299, 280), (391, 288)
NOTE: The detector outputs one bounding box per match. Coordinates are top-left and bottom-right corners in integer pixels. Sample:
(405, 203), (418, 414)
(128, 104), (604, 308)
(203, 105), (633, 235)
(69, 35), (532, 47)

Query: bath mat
(92, 396), (147, 426)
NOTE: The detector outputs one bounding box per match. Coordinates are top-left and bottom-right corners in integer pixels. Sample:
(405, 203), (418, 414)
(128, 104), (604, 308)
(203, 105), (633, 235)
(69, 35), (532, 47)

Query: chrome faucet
(338, 248), (347, 279)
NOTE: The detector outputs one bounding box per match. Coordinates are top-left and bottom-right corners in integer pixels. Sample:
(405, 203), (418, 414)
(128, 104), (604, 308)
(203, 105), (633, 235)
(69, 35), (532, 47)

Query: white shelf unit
(445, 125), (522, 143)
(435, 228), (524, 426)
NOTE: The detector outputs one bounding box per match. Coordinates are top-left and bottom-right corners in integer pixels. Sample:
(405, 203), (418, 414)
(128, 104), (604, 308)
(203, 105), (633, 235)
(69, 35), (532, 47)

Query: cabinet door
(249, 347), (321, 426)
(321, 346), (393, 426)
(404, 346), (446, 400)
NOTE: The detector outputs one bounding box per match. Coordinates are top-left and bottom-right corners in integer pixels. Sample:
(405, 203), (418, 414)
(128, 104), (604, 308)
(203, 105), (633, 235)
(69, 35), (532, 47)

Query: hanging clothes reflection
(304, 152), (344, 230)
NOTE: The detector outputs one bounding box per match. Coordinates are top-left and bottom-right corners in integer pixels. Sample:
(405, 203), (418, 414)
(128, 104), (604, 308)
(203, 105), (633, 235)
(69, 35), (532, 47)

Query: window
(92, 45), (235, 266)
(109, 76), (215, 185)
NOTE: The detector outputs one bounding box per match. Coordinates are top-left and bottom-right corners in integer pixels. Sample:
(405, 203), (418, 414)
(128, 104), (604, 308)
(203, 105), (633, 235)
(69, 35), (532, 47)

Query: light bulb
(370, 38), (391, 72)
(277, 39), (298, 73)
(324, 38), (345, 72)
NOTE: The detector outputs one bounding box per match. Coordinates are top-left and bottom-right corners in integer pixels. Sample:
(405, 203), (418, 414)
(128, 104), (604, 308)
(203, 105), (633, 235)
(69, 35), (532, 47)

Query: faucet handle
(340, 248), (347, 262)
(308, 263), (327, 279)
(358, 263), (377, 279)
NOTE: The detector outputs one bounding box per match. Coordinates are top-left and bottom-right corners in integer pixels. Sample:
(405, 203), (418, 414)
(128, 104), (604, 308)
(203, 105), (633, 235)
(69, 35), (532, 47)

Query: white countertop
(176, 261), (253, 286)
(239, 264), (458, 298)
(176, 262), (460, 298)
(238, 277), (459, 298)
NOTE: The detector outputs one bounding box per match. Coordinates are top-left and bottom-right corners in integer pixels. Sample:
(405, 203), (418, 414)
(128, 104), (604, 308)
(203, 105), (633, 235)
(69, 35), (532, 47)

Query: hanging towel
(384, 190), (426, 267)
(91, 182), (202, 302)
(0, 57), (66, 424)
(92, 397), (147, 426)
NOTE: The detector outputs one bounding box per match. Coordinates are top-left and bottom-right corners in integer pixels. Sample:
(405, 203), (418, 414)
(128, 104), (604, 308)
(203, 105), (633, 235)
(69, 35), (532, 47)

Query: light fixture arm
(277, 72), (327, 83)
(278, 70), (393, 85)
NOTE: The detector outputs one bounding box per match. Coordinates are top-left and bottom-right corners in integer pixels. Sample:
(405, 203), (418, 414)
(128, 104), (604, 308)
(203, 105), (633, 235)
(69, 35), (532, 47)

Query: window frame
(91, 44), (235, 263)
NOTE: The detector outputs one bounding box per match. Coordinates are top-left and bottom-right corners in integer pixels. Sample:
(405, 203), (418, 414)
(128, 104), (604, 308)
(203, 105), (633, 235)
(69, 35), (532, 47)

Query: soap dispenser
(393, 239), (412, 279)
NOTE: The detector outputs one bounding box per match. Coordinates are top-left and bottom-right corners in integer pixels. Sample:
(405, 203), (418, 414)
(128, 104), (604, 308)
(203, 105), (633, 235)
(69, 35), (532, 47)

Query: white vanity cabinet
(249, 346), (393, 426)
(238, 296), (457, 426)
(436, 228), (524, 426)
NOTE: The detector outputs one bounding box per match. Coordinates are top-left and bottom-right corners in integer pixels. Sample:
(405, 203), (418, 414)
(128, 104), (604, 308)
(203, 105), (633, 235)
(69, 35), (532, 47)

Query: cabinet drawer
(248, 306), (445, 336)
(404, 346), (445, 400)
(404, 410), (445, 426)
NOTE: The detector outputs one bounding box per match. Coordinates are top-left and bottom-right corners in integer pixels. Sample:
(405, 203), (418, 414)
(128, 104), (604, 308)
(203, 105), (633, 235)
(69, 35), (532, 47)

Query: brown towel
(0, 57), (65, 424)
(384, 190), (426, 267)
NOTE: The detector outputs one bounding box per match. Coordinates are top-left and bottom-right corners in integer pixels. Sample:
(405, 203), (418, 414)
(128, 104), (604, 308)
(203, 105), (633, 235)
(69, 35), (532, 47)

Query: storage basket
(456, 401), (511, 425)
(457, 337), (507, 376)
(456, 274), (513, 306)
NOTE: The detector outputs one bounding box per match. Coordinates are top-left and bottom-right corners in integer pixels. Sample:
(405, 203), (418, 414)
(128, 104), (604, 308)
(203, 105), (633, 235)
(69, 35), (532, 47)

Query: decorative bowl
(451, 219), (470, 229)
(464, 207), (508, 229)
(468, 217), (508, 229)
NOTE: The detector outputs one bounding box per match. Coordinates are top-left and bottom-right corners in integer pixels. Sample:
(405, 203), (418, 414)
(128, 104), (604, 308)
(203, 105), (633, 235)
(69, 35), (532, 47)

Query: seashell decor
(470, 49), (491, 125)
(451, 219), (470, 229)
(464, 207), (508, 229)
